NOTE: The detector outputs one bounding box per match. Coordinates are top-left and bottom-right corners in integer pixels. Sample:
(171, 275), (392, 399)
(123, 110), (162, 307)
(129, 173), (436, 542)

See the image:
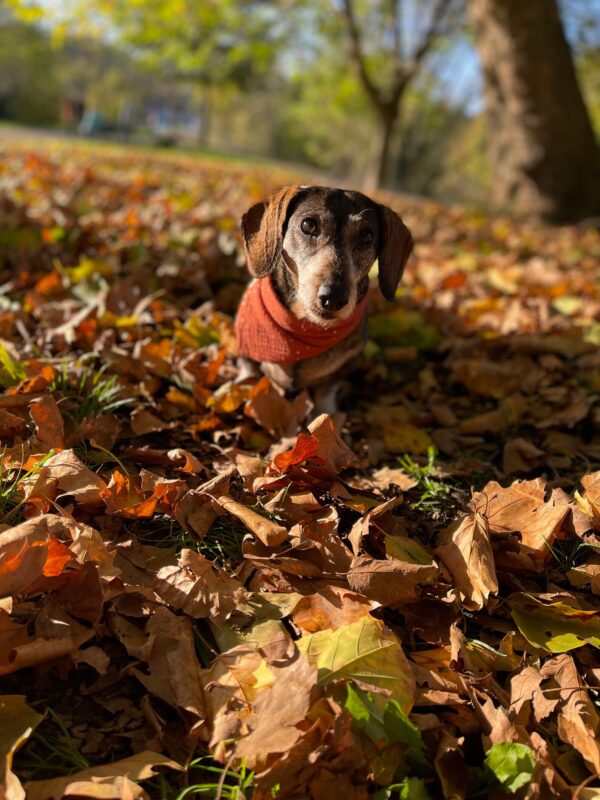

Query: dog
(236, 185), (413, 413)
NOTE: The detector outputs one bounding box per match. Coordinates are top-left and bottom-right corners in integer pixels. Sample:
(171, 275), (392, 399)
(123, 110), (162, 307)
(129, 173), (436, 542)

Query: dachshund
(236, 185), (413, 414)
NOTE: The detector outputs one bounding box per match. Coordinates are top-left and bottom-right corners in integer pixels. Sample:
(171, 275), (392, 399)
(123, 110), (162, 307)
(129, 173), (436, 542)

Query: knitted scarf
(235, 277), (367, 366)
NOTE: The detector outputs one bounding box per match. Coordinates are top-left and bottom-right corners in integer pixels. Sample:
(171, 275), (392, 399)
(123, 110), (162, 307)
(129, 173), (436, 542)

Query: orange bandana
(236, 277), (368, 366)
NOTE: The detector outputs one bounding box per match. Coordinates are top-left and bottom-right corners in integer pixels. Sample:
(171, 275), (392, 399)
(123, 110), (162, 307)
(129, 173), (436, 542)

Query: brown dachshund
(236, 185), (413, 413)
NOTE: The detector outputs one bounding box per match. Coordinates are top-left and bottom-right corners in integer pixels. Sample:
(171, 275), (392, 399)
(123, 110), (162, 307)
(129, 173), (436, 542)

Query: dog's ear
(241, 186), (305, 277)
(377, 204), (413, 300)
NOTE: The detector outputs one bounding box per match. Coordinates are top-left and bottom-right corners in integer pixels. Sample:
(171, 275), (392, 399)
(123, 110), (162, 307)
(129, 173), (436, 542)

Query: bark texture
(469, 0), (600, 221)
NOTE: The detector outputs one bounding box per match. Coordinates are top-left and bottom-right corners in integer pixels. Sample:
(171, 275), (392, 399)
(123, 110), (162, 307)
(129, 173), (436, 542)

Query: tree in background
(334, 0), (463, 189)
(4, 0), (599, 217)
(0, 5), (60, 125)
(55, 0), (281, 144)
(468, 0), (600, 221)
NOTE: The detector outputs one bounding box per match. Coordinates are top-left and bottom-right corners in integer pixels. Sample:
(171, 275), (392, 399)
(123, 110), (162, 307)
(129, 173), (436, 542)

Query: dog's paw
(235, 357), (261, 384)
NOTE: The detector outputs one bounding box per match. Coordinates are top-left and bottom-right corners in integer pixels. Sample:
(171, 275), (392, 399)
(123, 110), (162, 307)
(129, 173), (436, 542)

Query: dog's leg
(235, 356), (261, 383)
(313, 381), (340, 416)
(313, 381), (346, 431)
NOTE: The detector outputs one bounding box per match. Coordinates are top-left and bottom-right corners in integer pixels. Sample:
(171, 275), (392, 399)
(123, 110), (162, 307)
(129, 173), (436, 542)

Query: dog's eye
(357, 228), (375, 248)
(300, 217), (319, 236)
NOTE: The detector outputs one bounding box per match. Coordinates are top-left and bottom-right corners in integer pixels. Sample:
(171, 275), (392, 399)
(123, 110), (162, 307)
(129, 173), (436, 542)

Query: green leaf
(509, 592), (600, 652)
(211, 593), (301, 653)
(298, 616), (414, 711)
(369, 308), (440, 350)
(344, 686), (431, 777)
(383, 701), (424, 753)
(0, 344), (27, 388)
(372, 777), (431, 800)
(344, 683), (386, 743)
(485, 742), (535, 793)
(384, 533), (434, 565)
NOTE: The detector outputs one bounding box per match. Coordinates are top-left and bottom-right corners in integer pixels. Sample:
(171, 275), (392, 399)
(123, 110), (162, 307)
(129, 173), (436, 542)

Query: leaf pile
(1, 136), (600, 799)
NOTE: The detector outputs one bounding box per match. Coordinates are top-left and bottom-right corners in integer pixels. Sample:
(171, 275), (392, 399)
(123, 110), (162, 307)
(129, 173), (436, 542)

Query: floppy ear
(241, 186), (305, 277)
(377, 204), (413, 300)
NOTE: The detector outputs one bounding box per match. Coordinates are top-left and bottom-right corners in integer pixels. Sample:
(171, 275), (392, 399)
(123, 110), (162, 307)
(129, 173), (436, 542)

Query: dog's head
(241, 185), (413, 324)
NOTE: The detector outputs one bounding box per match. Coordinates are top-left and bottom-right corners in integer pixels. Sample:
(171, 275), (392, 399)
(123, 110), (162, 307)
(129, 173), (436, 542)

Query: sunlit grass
(398, 445), (454, 519)
(135, 516), (246, 573)
(0, 448), (55, 524)
(13, 708), (90, 781)
(50, 360), (134, 423)
(174, 758), (254, 800)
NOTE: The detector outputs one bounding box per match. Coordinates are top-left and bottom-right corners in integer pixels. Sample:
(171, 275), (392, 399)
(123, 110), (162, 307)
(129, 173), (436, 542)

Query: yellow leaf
(384, 423), (433, 455)
(207, 381), (250, 414)
(298, 615), (415, 711)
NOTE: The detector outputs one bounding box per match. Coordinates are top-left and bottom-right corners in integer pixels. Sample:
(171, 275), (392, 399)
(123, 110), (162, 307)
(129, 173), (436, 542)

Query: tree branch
(402, 0), (458, 84)
(340, 0), (385, 111)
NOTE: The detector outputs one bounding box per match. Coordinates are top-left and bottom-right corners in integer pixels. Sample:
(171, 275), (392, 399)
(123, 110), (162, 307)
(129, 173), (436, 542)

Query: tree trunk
(468, 0), (600, 221)
(364, 105), (398, 191)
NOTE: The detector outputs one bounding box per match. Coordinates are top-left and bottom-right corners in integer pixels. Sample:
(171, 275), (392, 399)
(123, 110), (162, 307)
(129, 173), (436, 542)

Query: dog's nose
(318, 284), (349, 311)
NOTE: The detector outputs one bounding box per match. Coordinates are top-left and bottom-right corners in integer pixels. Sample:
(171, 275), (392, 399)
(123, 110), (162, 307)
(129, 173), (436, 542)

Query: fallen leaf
(244, 376), (310, 438)
(347, 555), (438, 606)
(543, 654), (600, 774)
(436, 512), (498, 610)
(509, 592), (600, 652)
(234, 653), (317, 767)
(472, 478), (570, 561)
(23, 449), (107, 507)
(24, 751), (181, 800)
(0, 695), (44, 800)
(298, 615), (415, 711)
(370, 465), (417, 492)
(29, 395), (64, 450)
(484, 742), (535, 794)
(217, 495), (287, 547)
(291, 586), (376, 633)
(154, 548), (252, 625)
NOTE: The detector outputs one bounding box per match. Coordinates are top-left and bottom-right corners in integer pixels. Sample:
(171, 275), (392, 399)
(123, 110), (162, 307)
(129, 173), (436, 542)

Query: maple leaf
(471, 478), (572, 563)
(436, 512), (498, 610)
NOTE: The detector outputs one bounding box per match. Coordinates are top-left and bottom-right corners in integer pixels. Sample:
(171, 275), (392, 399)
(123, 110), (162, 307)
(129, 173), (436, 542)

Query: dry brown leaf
(24, 751), (181, 800)
(233, 652), (317, 767)
(510, 665), (558, 723)
(130, 408), (172, 435)
(130, 607), (206, 733)
(369, 465), (417, 492)
(101, 471), (159, 518)
(306, 413), (356, 473)
(347, 555), (438, 606)
(0, 624), (94, 676)
(244, 376), (310, 438)
(24, 449), (107, 507)
(580, 471), (600, 523)
(434, 729), (466, 800)
(503, 437), (546, 474)
(154, 548), (252, 625)
(472, 478), (571, 562)
(435, 512), (498, 610)
(217, 495), (287, 547)
(348, 496), (404, 555)
(291, 586), (376, 633)
(542, 653), (600, 774)
(29, 394), (65, 450)
(0, 516), (73, 597)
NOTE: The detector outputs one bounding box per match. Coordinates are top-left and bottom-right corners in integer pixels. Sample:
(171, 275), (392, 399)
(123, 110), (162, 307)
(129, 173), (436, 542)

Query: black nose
(318, 284), (349, 311)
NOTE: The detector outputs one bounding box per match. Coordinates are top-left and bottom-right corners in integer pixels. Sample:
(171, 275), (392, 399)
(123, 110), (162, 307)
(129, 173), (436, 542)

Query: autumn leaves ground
(1, 135), (600, 799)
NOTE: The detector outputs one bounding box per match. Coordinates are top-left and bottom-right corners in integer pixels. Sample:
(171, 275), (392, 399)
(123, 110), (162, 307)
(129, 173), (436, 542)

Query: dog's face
(241, 185), (413, 325)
